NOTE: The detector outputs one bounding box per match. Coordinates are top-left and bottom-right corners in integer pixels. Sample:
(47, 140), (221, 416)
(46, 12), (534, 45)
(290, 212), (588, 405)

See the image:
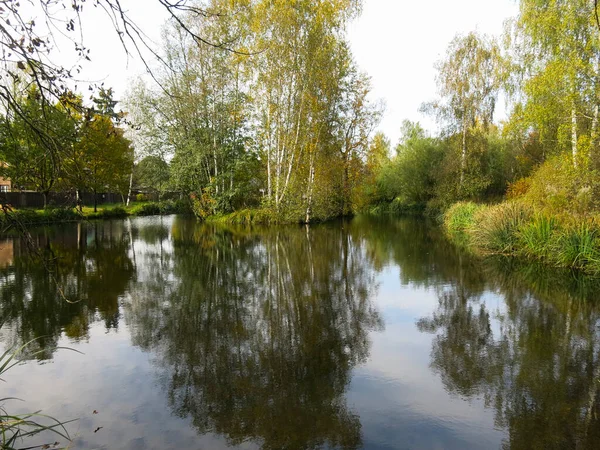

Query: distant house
(0, 162), (11, 192)
(0, 176), (10, 193)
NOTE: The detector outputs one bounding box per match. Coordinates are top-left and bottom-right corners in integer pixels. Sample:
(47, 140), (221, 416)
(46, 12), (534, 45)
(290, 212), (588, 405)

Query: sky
(63, 0), (519, 147)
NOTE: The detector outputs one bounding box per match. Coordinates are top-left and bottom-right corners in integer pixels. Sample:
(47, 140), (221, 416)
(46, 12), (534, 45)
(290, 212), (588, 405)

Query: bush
(207, 207), (279, 225)
(522, 154), (600, 215)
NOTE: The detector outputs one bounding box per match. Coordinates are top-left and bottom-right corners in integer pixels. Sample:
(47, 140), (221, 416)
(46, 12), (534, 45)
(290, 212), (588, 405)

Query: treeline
(0, 87), (133, 210)
(367, 1), (600, 218)
(361, 0), (600, 273)
(127, 0), (382, 223)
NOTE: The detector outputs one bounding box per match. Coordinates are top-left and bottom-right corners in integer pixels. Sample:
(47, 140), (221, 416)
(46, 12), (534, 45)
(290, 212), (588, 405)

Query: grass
(518, 214), (557, 260)
(364, 199), (427, 217)
(444, 200), (600, 275)
(443, 202), (482, 235)
(206, 208), (279, 225)
(470, 202), (532, 254)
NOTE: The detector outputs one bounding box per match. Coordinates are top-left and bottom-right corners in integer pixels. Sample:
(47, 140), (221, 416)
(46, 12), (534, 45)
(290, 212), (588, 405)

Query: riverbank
(443, 201), (600, 275)
(205, 207), (351, 225)
(0, 200), (192, 229)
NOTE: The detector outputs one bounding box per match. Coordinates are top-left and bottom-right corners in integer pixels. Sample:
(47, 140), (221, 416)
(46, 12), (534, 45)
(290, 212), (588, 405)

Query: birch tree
(428, 32), (504, 187)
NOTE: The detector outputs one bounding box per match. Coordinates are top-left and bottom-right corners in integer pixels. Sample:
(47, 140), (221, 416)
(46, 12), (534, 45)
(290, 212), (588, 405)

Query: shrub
(191, 190), (216, 220)
(522, 154), (600, 215)
(470, 202), (531, 254)
(102, 206), (128, 218)
(506, 177), (531, 199)
(134, 202), (161, 216)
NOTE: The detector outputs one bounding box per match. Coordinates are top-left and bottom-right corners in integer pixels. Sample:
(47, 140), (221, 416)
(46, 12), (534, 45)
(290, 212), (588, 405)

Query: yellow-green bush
(519, 154), (600, 215)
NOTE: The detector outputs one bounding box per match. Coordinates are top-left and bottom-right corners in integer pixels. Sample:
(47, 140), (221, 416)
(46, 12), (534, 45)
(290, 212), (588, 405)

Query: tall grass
(443, 202), (481, 235)
(207, 208), (279, 225)
(554, 222), (600, 273)
(518, 214), (557, 259)
(470, 202), (531, 254)
(444, 200), (600, 275)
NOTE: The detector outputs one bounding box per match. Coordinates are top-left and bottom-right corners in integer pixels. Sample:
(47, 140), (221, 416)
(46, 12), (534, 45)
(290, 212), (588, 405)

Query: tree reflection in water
(418, 255), (600, 450)
(0, 221), (134, 358)
(124, 218), (383, 449)
(4, 215), (600, 448)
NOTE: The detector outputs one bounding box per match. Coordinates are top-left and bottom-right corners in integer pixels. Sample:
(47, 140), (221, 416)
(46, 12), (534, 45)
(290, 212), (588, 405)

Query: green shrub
(207, 207), (279, 225)
(134, 202), (161, 216)
(470, 202), (531, 254)
(522, 154), (600, 215)
(102, 206), (128, 218)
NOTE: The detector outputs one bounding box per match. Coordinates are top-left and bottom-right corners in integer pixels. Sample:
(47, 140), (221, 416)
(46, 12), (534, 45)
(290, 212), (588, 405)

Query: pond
(1, 215), (599, 449)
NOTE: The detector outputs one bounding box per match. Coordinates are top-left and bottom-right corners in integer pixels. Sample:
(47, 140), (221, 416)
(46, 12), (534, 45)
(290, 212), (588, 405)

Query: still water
(1, 215), (599, 449)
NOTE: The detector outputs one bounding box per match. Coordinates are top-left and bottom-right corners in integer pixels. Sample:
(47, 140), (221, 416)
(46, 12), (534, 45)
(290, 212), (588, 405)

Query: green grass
(363, 199), (427, 217)
(206, 208), (279, 225)
(518, 214), (557, 259)
(470, 202), (532, 254)
(444, 200), (600, 275)
(443, 201), (482, 236)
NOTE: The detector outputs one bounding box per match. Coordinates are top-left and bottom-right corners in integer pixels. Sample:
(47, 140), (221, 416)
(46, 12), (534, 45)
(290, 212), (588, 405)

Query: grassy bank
(362, 199), (427, 217)
(444, 201), (600, 275)
(0, 200), (192, 229)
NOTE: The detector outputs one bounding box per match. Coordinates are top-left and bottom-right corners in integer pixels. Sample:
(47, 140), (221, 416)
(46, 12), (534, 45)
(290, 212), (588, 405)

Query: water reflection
(0, 221), (134, 358)
(0, 217), (383, 449)
(2, 215), (600, 449)
(417, 256), (600, 449)
(125, 219), (383, 449)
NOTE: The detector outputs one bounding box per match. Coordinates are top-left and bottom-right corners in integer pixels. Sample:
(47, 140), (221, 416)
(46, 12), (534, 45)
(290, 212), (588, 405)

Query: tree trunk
(460, 120), (467, 186)
(591, 104), (599, 161)
(571, 104), (578, 168)
(342, 152), (350, 216)
(93, 188), (97, 213)
(126, 171), (133, 206)
(305, 154), (315, 224)
(42, 191), (48, 209)
(592, 56), (600, 163)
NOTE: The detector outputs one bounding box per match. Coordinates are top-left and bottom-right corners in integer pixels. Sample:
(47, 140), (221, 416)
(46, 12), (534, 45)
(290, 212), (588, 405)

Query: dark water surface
(1, 215), (600, 449)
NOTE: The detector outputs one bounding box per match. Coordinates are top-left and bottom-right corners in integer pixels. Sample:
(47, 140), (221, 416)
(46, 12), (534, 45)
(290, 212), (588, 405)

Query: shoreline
(443, 201), (600, 276)
(0, 200), (192, 230)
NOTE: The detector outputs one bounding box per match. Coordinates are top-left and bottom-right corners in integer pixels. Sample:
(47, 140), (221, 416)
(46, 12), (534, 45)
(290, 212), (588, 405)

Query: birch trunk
(126, 171), (133, 207)
(592, 56), (600, 161)
(305, 152), (315, 224)
(460, 120), (467, 186)
(572, 104), (578, 168)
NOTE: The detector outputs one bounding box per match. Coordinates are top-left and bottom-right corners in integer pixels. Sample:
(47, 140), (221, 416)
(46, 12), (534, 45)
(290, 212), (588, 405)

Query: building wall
(0, 176), (10, 192)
